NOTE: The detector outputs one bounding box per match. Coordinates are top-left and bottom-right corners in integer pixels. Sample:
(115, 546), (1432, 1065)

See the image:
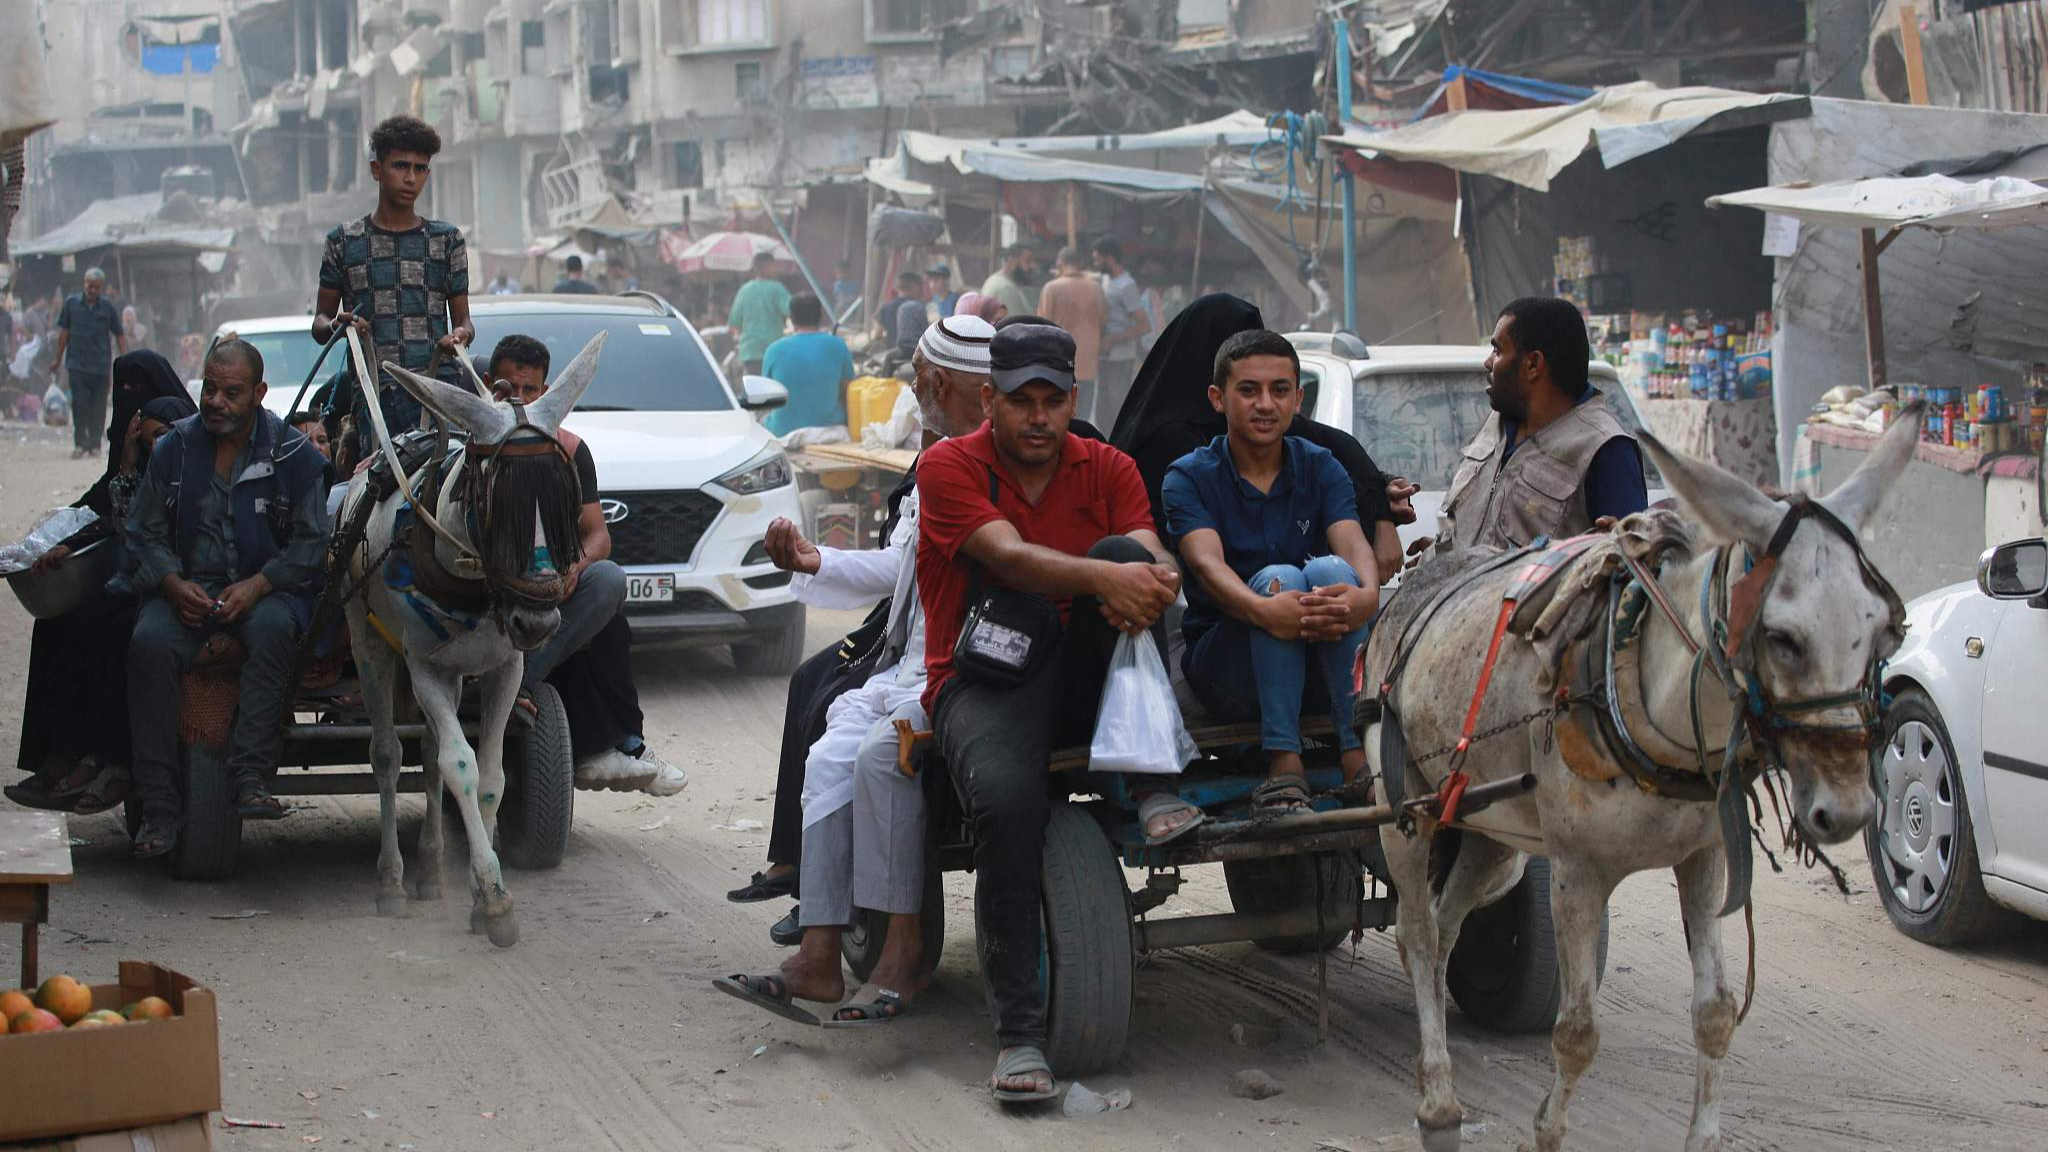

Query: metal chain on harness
(1406, 689), (1605, 769)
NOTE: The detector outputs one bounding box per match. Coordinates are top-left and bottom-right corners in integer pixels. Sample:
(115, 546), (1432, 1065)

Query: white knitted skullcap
(917, 315), (995, 374)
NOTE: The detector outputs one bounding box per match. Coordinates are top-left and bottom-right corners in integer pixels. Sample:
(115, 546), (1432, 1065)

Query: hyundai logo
(600, 498), (629, 524)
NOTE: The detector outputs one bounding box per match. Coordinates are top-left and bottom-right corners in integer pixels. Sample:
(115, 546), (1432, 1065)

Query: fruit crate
(0, 962), (220, 1143)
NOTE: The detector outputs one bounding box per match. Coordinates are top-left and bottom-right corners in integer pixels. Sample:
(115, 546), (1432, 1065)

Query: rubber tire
(1446, 856), (1609, 1034)
(1223, 852), (1363, 954)
(171, 744), (242, 882)
(973, 804), (1134, 1079)
(499, 682), (574, 870)
(1866, 689), (2017, 945)
(841, 850), (947, 983)
(732, 607), (808, 676)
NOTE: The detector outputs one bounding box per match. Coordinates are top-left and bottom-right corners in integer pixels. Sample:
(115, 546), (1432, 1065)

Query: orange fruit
(35, 976), (91, 1025)
(0, 990), (30, 1022)
(122, 996), (173, 1022)
(71, 1009), (125, 1028)
(9, 1007), (63, 1034)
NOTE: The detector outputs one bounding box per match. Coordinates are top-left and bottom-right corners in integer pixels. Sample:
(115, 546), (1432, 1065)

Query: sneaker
(572, 748), (657, 792)
(634, 749), (688, 797)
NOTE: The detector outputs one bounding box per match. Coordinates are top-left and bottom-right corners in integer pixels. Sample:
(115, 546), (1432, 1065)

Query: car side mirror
(739, 374), (787, 411)
(1977, 538), (2048, 601)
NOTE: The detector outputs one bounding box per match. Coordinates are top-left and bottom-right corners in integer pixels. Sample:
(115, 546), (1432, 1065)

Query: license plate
(626, 574), (674, 603)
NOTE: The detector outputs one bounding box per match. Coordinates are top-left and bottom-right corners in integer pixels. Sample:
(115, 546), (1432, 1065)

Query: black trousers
(17, 587), (137, 776)
(767, 642), (858, 869)
(547, 612), (643, 759)
(934, 535), (1161, 1050)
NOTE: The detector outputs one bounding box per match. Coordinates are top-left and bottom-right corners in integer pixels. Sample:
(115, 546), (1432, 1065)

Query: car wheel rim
(1877, 719), (1958, 914)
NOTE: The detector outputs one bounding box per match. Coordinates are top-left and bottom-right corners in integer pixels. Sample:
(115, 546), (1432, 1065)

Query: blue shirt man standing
(760, 292), (856, 436)
(1164, 329), (1381, 813)
(52, 267), (128, 459)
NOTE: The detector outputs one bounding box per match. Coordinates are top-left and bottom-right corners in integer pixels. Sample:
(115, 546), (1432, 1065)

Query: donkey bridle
(420, 400), (579, 619)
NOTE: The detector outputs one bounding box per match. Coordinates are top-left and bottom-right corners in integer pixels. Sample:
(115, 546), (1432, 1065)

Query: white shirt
(790, 485), (925, 687)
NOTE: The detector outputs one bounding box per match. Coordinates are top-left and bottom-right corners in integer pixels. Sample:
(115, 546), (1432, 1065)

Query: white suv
(209, 296), (808, 673)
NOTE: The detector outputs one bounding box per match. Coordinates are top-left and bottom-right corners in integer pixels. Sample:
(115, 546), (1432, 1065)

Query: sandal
(4, 777), (84, 812)
(990, 1045), (1058, 1104)
(728, 869), (797, 903)
(1337, 774), (1376, 806)
(824, 988), (910, 1029)
(132, 816), (179, 860)
(711, 973), (821, 1027)
(235, 782), (291, 821)
(1137, 792), (1207, 846)
(1252, 773), (1313, 814)
(69, 764), (132, 817)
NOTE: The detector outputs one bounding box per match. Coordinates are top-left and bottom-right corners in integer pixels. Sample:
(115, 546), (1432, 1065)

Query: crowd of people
(2, 110), (1651, 1110)
(718, 286), (1646, 1102)
(0, 273), (164, 439)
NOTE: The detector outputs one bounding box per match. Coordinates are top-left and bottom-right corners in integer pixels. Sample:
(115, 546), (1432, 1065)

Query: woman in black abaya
(5, 352), (196, 812)
(1109, 294), (1415, 581)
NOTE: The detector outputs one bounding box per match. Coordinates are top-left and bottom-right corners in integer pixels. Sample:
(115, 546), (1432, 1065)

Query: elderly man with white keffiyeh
(715, 316), (995, 1028)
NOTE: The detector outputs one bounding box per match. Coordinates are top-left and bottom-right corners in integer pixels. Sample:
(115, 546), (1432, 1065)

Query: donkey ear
(1820, 399), (1925, 533)
(1637, 428), (1781, 551)
(382, 361), (511, 442)
(525, 331), (606, 435)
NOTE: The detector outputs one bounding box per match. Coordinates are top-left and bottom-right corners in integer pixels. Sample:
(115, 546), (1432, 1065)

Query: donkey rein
(344, 328), (477, 564)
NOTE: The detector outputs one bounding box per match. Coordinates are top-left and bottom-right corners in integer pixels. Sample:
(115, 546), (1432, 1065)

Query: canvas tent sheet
(1706, 174), (2048, 230)
(1324, 82), (1800, 192)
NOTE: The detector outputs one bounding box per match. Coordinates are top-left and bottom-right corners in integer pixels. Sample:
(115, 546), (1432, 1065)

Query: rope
(343, 328), (477, 565)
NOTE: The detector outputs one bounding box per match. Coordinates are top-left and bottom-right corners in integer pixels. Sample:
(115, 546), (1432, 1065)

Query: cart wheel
(1223, 851), (1363, 954)
(973, 804), (1132, 1078)
(1447, 855), (1609, 1034)
(842, 843), (946, 982)
(500, 682), (574, 870)
(172, 743), (242, 882)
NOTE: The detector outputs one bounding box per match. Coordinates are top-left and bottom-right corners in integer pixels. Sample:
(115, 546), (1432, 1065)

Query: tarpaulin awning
(978, 111), (1273, 154)
(1705, 174), (2048, 231)
(1325, 82), (1805, 192)
(1411, 66), (1592, 122)
(873, 131), (1209, 194)
(9, 192), (234, 258)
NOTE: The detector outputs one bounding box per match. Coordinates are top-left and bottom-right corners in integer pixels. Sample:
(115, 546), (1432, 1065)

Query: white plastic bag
(0, 506), (99, 575)
(1089, 633), (1199, 775)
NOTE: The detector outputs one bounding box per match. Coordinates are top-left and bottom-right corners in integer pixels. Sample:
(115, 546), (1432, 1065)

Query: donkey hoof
(414, 881), (443, 902)
(1418, 1125), (1463, 1152)
(485, 912), (520, 949)
(375, 895), (408, 918)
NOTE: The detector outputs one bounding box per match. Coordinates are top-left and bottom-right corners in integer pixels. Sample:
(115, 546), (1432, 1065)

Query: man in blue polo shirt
(1164, 329), (1381, 813)
(51, 268), (129, 459)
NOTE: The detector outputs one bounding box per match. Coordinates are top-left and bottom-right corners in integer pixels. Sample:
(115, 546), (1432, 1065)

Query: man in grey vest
(1438, 296), (1646, 552)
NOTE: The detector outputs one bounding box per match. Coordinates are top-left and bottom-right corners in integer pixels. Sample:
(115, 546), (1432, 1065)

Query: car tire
(733, 608), (807, 676)
(172, 743), (243, 882)
(1446, 856), (1608, 1034)
(1867, 689), (2016, 945)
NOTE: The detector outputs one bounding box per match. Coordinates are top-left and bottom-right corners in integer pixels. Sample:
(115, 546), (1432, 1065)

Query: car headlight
(712, 446), (792, 495)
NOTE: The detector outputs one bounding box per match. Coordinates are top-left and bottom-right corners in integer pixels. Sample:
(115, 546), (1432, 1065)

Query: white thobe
(791, 486), (926, 828)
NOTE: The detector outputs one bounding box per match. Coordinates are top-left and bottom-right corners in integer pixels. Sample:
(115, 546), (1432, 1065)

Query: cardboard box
(4, 1114), (211, 1152)
(0, 963), (220, 1144)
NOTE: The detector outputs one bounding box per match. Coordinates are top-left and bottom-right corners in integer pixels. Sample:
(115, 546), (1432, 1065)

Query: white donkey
(336, 334), (603, 948)
(1362, 404), (1922, 1151)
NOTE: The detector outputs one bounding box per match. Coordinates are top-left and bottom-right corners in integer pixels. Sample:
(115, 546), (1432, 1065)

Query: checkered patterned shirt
(318, 215), (469, 384)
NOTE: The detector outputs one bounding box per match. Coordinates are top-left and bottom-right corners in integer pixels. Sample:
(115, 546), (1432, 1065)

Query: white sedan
(1870, 535), (2048, 942)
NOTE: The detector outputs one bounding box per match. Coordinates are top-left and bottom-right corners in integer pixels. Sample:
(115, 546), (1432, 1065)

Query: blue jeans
(1184, 555), (1368, 754)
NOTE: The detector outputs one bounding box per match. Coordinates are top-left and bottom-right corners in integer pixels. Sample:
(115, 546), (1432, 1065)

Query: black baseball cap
(990, 323), (1077, 394)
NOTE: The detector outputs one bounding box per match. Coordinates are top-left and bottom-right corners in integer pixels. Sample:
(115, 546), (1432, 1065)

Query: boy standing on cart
(310, 114), (475, 469)
(125, 340), (331, 858)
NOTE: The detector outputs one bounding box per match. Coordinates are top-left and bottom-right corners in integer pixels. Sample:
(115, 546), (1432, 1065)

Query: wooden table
(0, 811), (73, 988)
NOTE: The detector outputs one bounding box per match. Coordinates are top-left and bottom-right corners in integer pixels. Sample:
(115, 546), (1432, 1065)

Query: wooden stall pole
(988, 179), (1003, 283)
(1900, 5), (1930, 106)
(1190, 184), (1207, 298)
(1065, 182), (1078, 250)
(1859, 227), (1889, 391)
(1446, 71), (1470, 112)
(861, 180), (877, 340)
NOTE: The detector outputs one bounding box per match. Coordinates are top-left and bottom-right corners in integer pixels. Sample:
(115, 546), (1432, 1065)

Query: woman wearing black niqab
(1109, 294), (1406, 573)
(5, 351), (197, 812)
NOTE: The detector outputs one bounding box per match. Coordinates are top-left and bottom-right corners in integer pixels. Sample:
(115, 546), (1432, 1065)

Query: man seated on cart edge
(484, 334), (686, 797)
(917, 320), (1196, 1104)
(1165, 329), (1380, 813)
(125, 338), (332, 858)
(715, 315), (997, 1026)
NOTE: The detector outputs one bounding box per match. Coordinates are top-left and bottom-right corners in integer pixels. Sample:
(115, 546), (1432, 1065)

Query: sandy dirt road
(3, 427), (2047, 1152)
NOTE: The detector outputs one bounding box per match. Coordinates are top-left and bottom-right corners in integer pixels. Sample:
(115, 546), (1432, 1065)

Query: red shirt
(916, 425), (1155, 713)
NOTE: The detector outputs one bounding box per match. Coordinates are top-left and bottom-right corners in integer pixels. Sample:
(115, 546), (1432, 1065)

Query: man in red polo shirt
(916, 321), (1188, 1104)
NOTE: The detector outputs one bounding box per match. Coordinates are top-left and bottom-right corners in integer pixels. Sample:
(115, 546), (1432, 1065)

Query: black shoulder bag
(950, 464), (1063, 688)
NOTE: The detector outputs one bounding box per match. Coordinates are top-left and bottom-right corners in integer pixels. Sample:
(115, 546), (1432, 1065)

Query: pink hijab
(954, 291), (1006, 323)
